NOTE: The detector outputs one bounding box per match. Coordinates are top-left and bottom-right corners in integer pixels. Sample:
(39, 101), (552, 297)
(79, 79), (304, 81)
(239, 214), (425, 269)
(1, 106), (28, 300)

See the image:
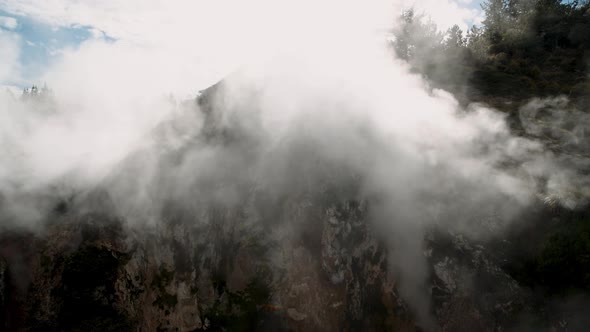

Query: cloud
(519, 97), (590, 209)
(0, 0), (482, 89)
(399, 0), (484, 31)
(0, 15), (17, 29)
(0, 30), (21, 83)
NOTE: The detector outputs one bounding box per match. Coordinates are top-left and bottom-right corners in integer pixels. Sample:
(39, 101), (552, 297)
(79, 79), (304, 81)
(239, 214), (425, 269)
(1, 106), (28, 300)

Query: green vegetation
(392, 0), (590, 106)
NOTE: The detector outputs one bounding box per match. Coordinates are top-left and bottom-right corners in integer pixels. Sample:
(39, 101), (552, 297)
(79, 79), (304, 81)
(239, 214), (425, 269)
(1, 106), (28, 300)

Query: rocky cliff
(0, 81), (588, 332)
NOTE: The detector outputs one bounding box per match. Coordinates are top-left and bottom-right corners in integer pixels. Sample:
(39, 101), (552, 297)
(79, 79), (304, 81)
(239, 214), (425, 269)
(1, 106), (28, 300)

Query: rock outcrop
(0, 194), (539, 331)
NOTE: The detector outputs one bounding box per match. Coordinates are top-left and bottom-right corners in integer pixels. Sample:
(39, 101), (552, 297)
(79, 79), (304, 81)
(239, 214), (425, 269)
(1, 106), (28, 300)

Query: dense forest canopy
(392, 0), (590, 108)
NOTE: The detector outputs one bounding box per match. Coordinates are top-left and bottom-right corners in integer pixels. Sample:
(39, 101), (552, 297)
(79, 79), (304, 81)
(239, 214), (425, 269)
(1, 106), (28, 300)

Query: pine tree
(445, 25), (465, 49)
(481, 0), (509, 45)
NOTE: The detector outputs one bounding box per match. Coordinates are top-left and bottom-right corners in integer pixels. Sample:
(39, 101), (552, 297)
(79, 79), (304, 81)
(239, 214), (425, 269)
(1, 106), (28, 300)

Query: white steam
(0, 0), (587, 329)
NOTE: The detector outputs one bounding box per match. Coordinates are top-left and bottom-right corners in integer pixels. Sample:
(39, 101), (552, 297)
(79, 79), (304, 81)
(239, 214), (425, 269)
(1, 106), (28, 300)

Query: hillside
(0, 1), (589, 331)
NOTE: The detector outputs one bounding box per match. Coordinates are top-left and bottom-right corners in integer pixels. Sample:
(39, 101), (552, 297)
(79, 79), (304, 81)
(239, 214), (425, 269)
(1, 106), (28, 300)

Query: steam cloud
(0, 0), (588, 329)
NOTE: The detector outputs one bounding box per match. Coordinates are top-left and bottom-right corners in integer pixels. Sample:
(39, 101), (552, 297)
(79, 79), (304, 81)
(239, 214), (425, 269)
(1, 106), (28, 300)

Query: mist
(0, 0), (589, 330)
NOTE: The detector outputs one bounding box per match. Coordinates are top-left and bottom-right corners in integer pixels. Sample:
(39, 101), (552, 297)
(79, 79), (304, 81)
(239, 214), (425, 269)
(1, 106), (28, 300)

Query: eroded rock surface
(0, 194), (543, 332)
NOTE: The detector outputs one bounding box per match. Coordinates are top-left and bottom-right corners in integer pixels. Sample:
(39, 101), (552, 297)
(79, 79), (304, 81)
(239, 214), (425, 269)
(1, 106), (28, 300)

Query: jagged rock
(0, 193), (542, 332)
(287, 308), (307, 321)
(0, 256), (7, 310)
(429, 232), (528, 332)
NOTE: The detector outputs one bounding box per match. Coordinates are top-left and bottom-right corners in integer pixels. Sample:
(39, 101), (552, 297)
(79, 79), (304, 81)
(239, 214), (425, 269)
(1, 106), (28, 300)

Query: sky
(0, 0), (485, 92)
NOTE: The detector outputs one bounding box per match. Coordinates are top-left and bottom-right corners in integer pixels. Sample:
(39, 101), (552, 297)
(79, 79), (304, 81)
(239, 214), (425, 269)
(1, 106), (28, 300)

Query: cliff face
(0, 81), (585, 332)
(0, 192), (537, 332)
(0, 200), (407, 331)
(2, 199), (585, 331)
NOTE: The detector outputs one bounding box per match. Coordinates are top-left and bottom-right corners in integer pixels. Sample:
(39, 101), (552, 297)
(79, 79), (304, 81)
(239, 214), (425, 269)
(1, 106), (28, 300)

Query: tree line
(392, 0), (590, 108)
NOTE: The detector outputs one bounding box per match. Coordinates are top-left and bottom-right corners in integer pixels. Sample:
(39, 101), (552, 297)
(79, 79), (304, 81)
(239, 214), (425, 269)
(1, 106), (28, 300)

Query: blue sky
(0, 0), (486, 89)
(0, 9), (116, 87)
(1, 10), (88, 84)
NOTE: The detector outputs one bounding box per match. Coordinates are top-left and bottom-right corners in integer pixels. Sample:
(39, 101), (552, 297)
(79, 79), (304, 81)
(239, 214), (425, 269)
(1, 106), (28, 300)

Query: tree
(392, 9), (444, 61)
(466, 25), (487, 59)
(445, 25), (466, 49)
(393, 9), (416, 60)
(18, 83), (57, 113)
(481, 0), (509, 45)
